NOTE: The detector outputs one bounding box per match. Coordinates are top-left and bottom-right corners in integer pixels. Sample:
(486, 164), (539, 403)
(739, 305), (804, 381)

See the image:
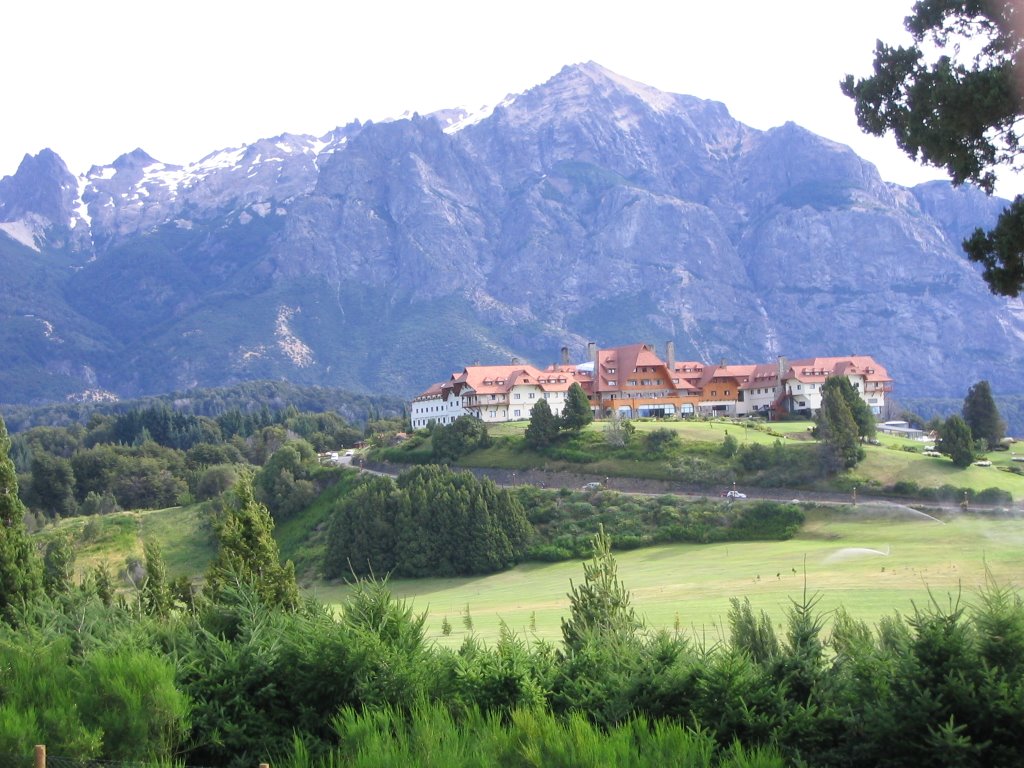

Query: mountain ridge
(1, 62), (1020, 406)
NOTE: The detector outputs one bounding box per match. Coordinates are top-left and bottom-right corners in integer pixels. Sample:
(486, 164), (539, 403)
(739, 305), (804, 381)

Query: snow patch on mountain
(0, 218), (41, 250)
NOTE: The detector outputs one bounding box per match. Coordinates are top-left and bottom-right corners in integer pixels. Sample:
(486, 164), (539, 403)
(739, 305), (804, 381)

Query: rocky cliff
(0, 62), (1019, 404)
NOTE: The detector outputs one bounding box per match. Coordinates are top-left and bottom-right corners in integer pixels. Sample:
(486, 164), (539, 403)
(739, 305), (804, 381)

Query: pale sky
(3, 0), (1019, 197)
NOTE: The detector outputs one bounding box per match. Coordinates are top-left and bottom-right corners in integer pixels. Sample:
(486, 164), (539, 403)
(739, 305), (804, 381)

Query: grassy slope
(312, 509), (1024, 645)
(466, 418), (1024, 497)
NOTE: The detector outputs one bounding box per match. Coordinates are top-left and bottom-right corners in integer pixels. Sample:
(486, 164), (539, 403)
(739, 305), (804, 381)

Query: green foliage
(721, 432), (739, 458)
(561, 526), (642, 655)
(519, 486), (807, 559)
(205, 472), (299, 610)
(432, 415), (491, 461)
(254, 439), (320, 521)
(816, 378), (864, 473)
(42, 534), (75, 597)
(525, 399), (560, 450)
(75, 646), (191, 760)
(842, 0), (1024, 295)
(940, 414), (976, 467)
(28, 451), (77, 517)
(0, 416), (42, 622)
(142, 540), (173, 618)
(645, 428), (679, 455)
(324, 465), (532, 579)
(962, 380), (1005, 449)
(561, 382), (594, 432)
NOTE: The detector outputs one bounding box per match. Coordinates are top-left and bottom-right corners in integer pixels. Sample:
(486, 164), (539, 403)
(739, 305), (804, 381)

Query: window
(489, 411), (496, 418)
(608, 368), (616, 373)
(608, 380), (616, 386)
(514, 393), (521, 399)
(528, 392), (535, 398)
(514, 410), (521, 417)
(724, 390), (730, 396)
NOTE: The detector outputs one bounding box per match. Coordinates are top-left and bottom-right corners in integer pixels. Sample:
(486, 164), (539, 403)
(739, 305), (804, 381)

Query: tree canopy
(816, 378), (865, 473)
(561, 383), (594, 432)
(940, 414), (977, 467)
(842, 0), (1024, 296)
(0, 416), (42, 621)
(962, 379), (1005, 448)
(204, 472), (299, 610)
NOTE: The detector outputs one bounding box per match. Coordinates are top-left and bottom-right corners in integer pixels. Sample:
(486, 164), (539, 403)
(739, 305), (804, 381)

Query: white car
(724, 490), (746, 499)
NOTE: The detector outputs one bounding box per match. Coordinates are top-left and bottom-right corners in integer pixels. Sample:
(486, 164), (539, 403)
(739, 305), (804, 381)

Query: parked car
(581, 482), (603, 491)
(722, 489), (746, 499)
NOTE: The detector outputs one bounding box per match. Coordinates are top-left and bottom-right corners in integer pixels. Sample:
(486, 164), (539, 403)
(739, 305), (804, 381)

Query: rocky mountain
(1, 61), (1020, 406)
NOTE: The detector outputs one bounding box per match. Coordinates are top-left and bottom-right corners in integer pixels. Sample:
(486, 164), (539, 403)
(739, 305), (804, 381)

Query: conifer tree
(205, 472), (299, 610)
(0, 416), (42, 622)
(142, 540), (173, 617)
(940, 415), (976, 468)
(42, 534), (75, 597)
(962, 380), (1005, 449)
(561, 382), (594, 432)
(561, 526), (642, 654)
(525, 399), (560, 449)
(816, 379), (864, 473)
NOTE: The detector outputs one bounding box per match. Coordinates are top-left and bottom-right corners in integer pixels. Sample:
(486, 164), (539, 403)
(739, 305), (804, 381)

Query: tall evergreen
(561, 526), (642, 654)
(0, 415), (42, 622)
(561, 382), (594, 432)
(826, 375), (876, 439)
(42, 534), (75, 597)
(525, 399), (560, 449)
(962, 380), (1005, 449)
(205, 472), (299, 610)
(816, 379), (863, 473)
(940, 415), (976, 468)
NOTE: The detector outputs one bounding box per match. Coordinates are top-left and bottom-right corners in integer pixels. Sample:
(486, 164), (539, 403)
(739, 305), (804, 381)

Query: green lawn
(456, 417), (1024, 498)
(312, 509), (1024, 646)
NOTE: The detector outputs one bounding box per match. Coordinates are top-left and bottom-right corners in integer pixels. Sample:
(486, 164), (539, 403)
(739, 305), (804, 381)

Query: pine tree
(525, 399), (560, 449)
(561, 382), (594, 432)
(0, 416), (42, 622)
(142, 540), (173, 617)
(816, 379), (864, 473)
(561, 526), (642, 654)
(827, 375), (877, 439)
(940, 415), (976, 468)
(962, 380), (1005, 449)
(205, 472), (299, 609)
(42, 534), (75, 597)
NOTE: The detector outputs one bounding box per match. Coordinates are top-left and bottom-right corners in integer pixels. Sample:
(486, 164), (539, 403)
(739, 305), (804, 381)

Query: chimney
(588, 342), (598, 374)
(666, 340), (675, 372)
(777, 355), (787, 379)
(561, 346), (570, 365)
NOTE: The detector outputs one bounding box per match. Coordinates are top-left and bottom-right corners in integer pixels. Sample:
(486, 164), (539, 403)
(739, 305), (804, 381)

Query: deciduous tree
(842, 0), (1024, 296)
